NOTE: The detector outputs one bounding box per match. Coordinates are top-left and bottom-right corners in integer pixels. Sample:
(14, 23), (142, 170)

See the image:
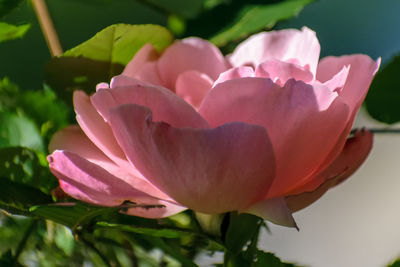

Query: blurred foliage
(0, 22), (29, 42)
(0, 0), (23, 18)
(365, 55), (400, 124)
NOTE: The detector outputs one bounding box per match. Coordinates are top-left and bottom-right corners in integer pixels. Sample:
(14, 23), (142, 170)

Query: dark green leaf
(29, 203), (111, 229)
(0, 112), (44, 152)
(45, 57), (124, 101)
(0, 0), (23, 18)
(253, 250), (299, 267)
(63, 24), (173, 66)
(0, 177), (52, 216)
(388, 258), (400, 267)
(144, 0), (204, 19)
(0, 22), (30, 43)
(210, 0), (313, 46)
(365, 55), (400, 124)
(224, 213), (262, 254)
(96, 221), (193, 238)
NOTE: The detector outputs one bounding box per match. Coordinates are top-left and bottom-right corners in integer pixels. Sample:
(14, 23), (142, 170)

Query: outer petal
(243, 198), (297, 228)
(122, 43), (159, 78)
(108, 104), (276, 214)
(157, 37), (229, 89)
(48, 151), (185, 218)
(48, 125), (172, 201)
(229, 27), (320, 75)
(73, 91), (127, 166)
(312, 56), (379, 176)
(91, 77), (209, 128)
(317, 55), (380, 113)
(175, 70), (213, 109)
(199, 78), (350, 198)
(286, 130), (373, 211)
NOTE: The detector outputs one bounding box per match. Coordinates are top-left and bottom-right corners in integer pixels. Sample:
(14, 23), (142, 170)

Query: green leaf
(96, 222), (194, 238)
(63, 24), (173, 66)
(224, 213), (262, 255)
(0, 0), (23, 18)
(0, 177), (52, 216)
(0, 22), (30, 43)
(253, 250), (299, 267)
(0, 147), (57, 193)
(365, 55), (400, 124)
(0, 112), (44, 152)
(45, 24), (173, 100)
(29, 203), (111, 229)
(209, 0), (313, 47)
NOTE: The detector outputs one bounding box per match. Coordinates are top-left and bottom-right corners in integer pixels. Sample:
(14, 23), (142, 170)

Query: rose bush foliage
(48, 27), (379, 227)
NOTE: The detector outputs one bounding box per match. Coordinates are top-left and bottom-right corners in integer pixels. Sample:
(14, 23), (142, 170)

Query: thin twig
(31, 0), (63, 56)
(352, 128), (400, 134)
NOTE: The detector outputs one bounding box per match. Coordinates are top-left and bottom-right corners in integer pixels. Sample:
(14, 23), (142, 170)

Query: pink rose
(48, 27), (379, 227)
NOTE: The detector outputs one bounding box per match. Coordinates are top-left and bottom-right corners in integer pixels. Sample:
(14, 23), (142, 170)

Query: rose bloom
(48, 27), (379, 227)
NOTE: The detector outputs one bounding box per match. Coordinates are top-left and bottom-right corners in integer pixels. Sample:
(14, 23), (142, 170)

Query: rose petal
(122, 43), (159, 78)
(48, 151), (185, 218)
(157, 37), (228, 89)
(108, 104), (276, 214)
(48, 125), (172, 200)
(243, 197), (297, 228)
(199, 78), (350, 198)
(317, 55), (380, 112)
(255, 59), (313, 86)
(229, 27), (320, 75)
(73, 91), (126, 166)
(175, 70), (213, 109)
(286, 130), (373, 211)
(213, 66), (255, 86)
(321, 65), (350, 93)
(91, 77), (209, 128)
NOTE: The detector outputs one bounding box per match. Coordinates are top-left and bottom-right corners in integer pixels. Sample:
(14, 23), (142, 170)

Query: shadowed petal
(122, 43), (159, 78)
(157, 37), (228, 89)
(73, 91), (126, 166)
(108, 104), (276, 214)
(286, 130), (373, 212)
(213, 66), (255, 86)
(48, 125), (172, 200)
(175, 70), (213, 109)
(91, 78), (209, 128)
(48, 151), (185, 218)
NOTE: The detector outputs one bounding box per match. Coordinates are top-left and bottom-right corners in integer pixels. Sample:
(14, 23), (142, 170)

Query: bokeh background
(2, 0), (400, 266)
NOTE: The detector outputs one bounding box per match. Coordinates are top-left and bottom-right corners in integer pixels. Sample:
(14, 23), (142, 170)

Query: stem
(13, 220), (37, 266)
(352, 128), (400, 134)
(31, 0), (63, 56)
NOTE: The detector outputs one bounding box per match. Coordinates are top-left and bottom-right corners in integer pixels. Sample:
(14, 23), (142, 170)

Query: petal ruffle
(157, 37), (228, 89)
(286, 130), (373, 211)
(108, 104), (276, 214)
(91, 76), (209, 128)
(229, 27), (320, 75)
(255, 59), (313, 85)
(199, 78), (350, 198)
(122, 43), (159, 78)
